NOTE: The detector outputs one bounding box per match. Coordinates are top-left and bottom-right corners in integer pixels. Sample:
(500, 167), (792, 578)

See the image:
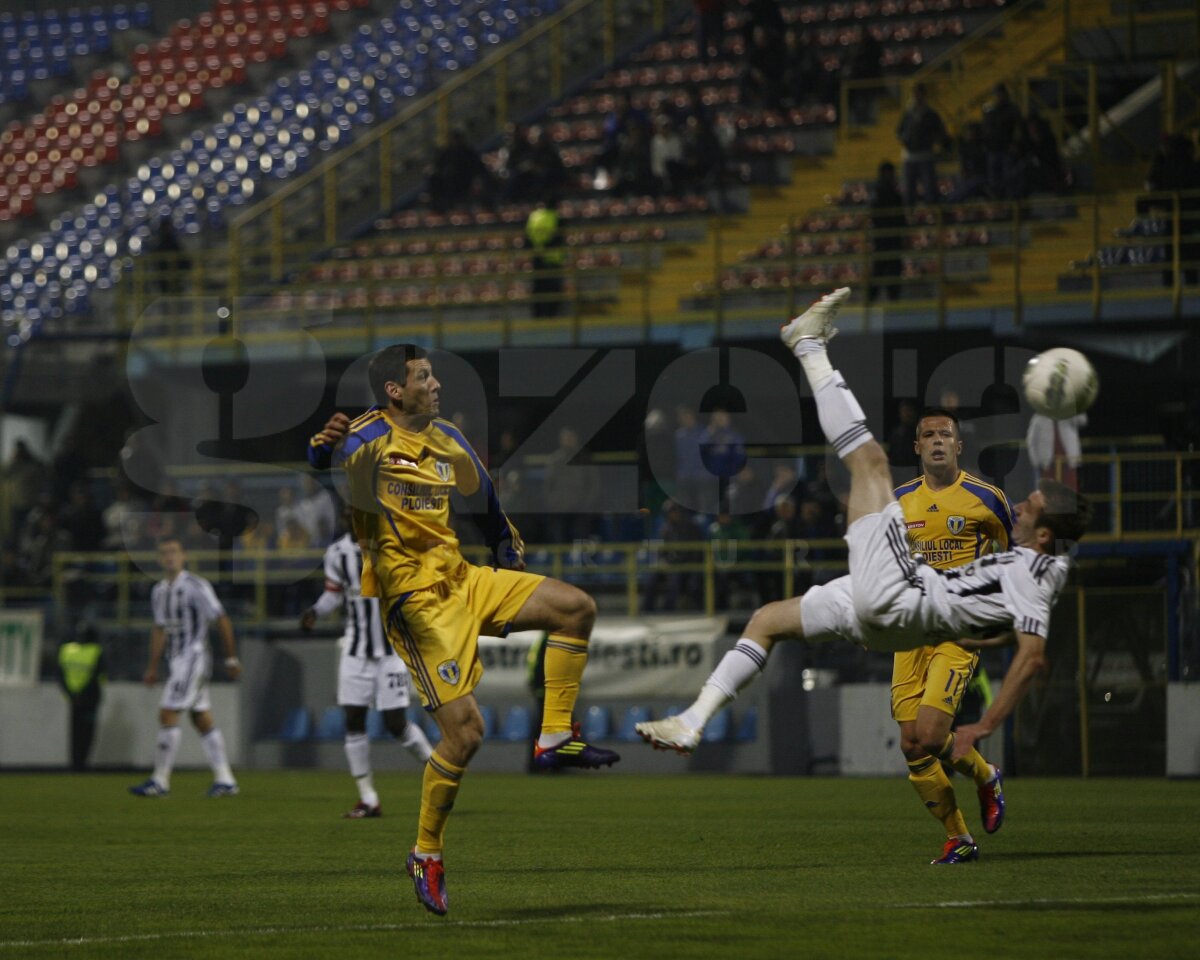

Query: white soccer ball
(1022, 348), (1099, 420)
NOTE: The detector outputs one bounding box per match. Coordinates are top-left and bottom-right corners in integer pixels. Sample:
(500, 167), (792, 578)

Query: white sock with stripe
(344, 733), (379, 806)
(201, 728), (235, 785)
(153, 726), (181, 789)
(679, 639), (770, 729)
(810, 371), (874, 460)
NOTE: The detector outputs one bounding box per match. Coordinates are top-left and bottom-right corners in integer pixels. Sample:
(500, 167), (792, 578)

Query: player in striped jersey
(891, 409), (1013, 864)
(129, 538), (240, 798)
(300, 522), (433, 819)
(638, 290), (1092, 859)
(309, 344), (619, 916)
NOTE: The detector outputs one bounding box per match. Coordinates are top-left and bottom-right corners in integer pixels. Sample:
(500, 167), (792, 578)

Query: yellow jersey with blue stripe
(309, 407), (524, 596)
(893, 471), (1013, 569)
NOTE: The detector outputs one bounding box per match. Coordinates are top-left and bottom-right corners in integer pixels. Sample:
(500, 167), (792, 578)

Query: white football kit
(151, 571), (226, 712)
(316, 533), (413, 711)
(801, 501), (1070, 652)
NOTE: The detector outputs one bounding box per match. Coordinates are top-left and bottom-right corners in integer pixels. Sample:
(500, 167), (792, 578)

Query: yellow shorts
(383, 562), (544, 710)
(891, 641), (979, 722)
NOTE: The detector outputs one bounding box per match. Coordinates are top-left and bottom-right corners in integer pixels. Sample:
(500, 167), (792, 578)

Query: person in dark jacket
(58, 624), (106, 771)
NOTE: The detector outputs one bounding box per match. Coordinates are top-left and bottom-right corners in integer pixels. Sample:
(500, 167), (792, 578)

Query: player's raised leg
(511, 578), (620, 769)
(781, 287), (895, 525)
(637, 597), (804, 754)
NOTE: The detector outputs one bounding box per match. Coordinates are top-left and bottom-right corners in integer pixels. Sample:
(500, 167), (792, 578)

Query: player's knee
(745, 601), (795, 645)
(344, 709), (368, 735)
(851, 588), (888, 630)
(383, 710), (408, 739)
(561, 586), (597, 636)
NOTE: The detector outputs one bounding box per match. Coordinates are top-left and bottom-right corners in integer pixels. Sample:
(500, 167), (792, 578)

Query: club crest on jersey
(437, 660), (461, 685)
(947, 515), (966, 534)
(435, 460), (451, 482)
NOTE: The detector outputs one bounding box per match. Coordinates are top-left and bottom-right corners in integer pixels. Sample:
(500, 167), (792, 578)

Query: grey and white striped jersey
(316, 533), (388, 659)
(921, 546), (1070, 641)
(151, 571), (226, 659)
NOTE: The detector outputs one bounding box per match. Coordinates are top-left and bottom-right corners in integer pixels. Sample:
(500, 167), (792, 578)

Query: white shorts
(800, 501), (934, 653)
(337, 650), (412, 711)
(160, 650), (212, 712)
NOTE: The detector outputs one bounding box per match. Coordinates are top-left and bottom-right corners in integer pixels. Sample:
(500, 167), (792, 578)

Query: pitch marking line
(0, 910), (728, 950)
(891, 893), (1200, 909)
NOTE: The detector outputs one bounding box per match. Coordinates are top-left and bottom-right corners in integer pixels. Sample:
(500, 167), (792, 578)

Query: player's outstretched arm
(952, 631), (1046, 759)
(143, 626), (165, 685)
(217, 615), (241, 680)
(308, 412), (351, 469)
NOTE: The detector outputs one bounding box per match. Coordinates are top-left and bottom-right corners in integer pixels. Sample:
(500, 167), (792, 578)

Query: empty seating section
(0, 0), (561, 341)
(268, 200), (705, 315)
(0, 5), (152, 112)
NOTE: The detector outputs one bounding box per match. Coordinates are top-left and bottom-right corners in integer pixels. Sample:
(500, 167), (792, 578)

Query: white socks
(793, 337), (875, 459)
(200, 728), (235, 786)
(679, 639), (770, 729)
(153, 726), (182, 788)
(793, 337), (835, 388)
(344, 732), (379, 806)
(400, 722), (434, 762)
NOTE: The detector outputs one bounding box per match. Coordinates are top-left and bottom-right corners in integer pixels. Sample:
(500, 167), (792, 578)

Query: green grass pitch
(2, 772), (1198, 959)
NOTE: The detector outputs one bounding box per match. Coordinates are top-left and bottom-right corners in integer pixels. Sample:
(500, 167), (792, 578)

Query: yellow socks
(541, 634), (589, 735)
(952, 746), (993, 786)
(415, 751), (465, 855)
(907, 755), (969, 839)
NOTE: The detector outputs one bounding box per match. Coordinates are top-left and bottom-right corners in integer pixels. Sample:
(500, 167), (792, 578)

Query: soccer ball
(1022, 348), (1099, 420)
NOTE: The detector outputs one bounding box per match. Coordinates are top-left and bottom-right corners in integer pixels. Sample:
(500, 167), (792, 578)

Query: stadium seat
(702, 708), (730, 743)
(315, 705), (346, 740)
(581, 704), (610, 741)
(366, 708), (388, 740)
(616, 705), (651, 742)
(478, 703), (496, 739)
(277, 707), (311, 742)
(497, 704), (532, 742)
(734, 706), (759, 742)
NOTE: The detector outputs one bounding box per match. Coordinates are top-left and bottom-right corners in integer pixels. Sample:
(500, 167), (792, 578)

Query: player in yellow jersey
(308, 344), (619, 917)
(892, 408), (1013, 864)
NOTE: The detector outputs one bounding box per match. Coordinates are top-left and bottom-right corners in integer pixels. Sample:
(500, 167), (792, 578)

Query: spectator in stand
(651, 114), (685, 194)
(673, 405), (709, 510)
(726, 462), (767, 523)
(2, 539), (27, 587)
(843, 27), (883, 125)
(741, 24), (788, 110)
(742, 0), (785, 47)
(615, 120), (656, 196)
(298, 475), (335, 547)
(793, 497), (840, 591)
(707, 507), (751, 610)
(758, 462), (800, 532)
(948, 122), (988, 202)
(982, 83), (1023, 200)
(598, 93), (651, 181)
(699, 408), (747, 486)
(1145, 132), (1200, 285)
(1027, 412), (1086, 492)
(61, 482), (106, 551)
(3, 439), (48, 537)
(693, 0), (725, 64)
(20, 508), (72, 587)
(1020, 111), (1064, 195)
(428, 129), (492, 212)
(156, 220), (190, 296)
(682, 113), (725, 196)
(502, 125), (567, 203)
(239, 513), (275, 551)
(896, 84), (948, 206)
(868, 160), (906, 303)
(275, 485), (301, 541)
(542, 426), (600, 544)
(643, 500), (703, 612)
(496, 123), (535, 201)
(528, 126), (568, 199)
(784, 26), (825, 107)
(887, 400), (920, 468)
(102, 481), (144, 550)
(526, 199), (566, 318)
(145, 480), (190, 543)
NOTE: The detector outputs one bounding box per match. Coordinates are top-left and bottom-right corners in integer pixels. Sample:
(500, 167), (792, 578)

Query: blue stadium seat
(734, 706), (759, 742)
(702, 708), (730, 743)
(315, 706), (346, 741)
(616, 705), (651, 742)
(497, 704), (532, 742)
(277, 707), (311, 742)
(478, 704), (496, 739)
(581, 704), (610, 741)
(367, 709), (389, 741)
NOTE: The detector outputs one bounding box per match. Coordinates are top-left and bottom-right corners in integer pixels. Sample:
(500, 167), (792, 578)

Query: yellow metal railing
(118, 186), (1200, 346)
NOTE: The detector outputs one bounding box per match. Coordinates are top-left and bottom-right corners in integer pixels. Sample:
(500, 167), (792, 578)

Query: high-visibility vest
(58, 642), (104, 695)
